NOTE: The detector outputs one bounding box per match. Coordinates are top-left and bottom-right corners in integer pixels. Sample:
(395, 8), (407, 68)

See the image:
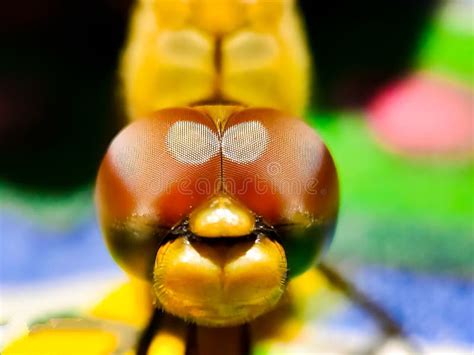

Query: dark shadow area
(299, 0), (440, 108)
(0, 1), (131, 191)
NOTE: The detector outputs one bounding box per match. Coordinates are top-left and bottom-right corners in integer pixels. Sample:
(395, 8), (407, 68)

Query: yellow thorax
(121, 0), (311, 120)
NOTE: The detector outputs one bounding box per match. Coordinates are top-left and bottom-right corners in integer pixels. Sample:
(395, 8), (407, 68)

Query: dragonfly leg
(136, 309), (165, 355)
(318, 262), (419, 354)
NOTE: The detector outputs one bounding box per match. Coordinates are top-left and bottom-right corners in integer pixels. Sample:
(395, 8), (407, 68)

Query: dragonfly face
(96, 106), (338, 326)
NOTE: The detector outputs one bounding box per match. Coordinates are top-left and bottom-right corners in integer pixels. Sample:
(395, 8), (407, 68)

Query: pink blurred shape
(367, 72), (473, 159)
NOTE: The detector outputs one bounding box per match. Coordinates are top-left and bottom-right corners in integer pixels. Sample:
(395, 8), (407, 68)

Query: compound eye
(222, 108), (339, 278)
(95, 108), (221, 279)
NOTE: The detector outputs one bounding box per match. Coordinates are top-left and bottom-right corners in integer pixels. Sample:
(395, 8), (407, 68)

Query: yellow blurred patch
(89, 278), (153, 328)
(3, 329), (118, 355)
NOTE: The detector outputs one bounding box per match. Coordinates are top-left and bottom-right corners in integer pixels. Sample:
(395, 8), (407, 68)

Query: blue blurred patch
(324, 267), (474, 346)
(0, 212), (118, 284)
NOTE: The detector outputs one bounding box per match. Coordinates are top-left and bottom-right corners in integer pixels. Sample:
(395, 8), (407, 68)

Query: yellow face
(153, 195), (287, 326)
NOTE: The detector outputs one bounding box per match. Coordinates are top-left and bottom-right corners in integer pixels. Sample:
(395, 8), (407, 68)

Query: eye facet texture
(222, 121), (269, 163)
(166, 121), (220, 165)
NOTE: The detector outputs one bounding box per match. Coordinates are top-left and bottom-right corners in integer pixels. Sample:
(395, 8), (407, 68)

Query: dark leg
(318, 262), (419, 354)
(136, 308), (165, 355)
(186, 324), (250, 355)
(185, 324), (197, 355)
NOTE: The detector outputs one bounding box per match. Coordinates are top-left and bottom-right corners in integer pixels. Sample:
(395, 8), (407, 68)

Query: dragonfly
(4, 1), (412, 354)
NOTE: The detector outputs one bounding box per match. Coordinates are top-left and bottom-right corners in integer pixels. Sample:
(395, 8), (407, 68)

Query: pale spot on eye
(166, 121), (220, 165)
(222, 121), (269, 163)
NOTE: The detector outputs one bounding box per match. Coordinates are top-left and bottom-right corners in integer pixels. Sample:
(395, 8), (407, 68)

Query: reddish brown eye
(95, 107), (221, 279)
(222, 108), (339, 277)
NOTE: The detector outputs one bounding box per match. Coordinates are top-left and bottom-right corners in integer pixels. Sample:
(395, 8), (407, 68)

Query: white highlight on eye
(166, 121), (219, 165)
(222, 121), (269, 163)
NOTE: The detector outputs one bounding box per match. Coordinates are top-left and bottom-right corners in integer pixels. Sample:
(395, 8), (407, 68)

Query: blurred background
(0, 0), (472, 352)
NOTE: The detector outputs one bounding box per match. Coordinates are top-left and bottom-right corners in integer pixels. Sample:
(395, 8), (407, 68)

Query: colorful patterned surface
(1, 207), (473, 351)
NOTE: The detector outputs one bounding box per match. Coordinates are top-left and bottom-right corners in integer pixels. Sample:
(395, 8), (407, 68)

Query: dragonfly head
(95, 106), (338, 326)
